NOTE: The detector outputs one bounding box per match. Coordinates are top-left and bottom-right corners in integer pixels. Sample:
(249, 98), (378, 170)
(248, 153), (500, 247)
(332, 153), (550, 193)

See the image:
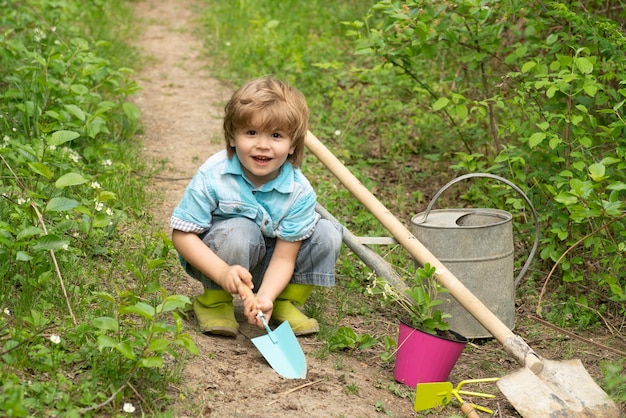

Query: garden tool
(241, 286), (307, 379)
(305, 131), (620, 417)
(415, 378), (499, 414)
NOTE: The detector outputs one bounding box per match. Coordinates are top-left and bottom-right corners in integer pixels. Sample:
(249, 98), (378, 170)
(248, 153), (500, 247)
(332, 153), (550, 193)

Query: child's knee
(203, 217), (264, 256)
(314, 219), (343, 255)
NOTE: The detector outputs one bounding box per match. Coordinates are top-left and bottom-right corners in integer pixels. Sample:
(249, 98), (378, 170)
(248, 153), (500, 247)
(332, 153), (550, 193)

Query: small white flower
(334, 130), (341, 136)
(123, 402), (135, 413)
(3, 135), (9, 142)
(49, 145), (56, 151)
(12, 127), (17, 132)
(49, 335), (61, 344)
(61, 244), (69, 251)
(225, 42), (232, 47)
(106, 208), (114, 216)
(94, 202), (104, 212)
(3, 308), (10, 316)
(17, 198), (28, 205)
(69, 153), (80, 163)
(102, 159), (112, 167)
(33, 28), (46, 42)
(90, 182), (101, 189)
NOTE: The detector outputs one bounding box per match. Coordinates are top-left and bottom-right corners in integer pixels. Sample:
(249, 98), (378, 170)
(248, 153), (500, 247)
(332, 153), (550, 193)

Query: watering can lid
(412, 208), (512, 228)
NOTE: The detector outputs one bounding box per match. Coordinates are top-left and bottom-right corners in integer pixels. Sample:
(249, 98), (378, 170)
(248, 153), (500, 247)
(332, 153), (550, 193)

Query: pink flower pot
(393, 322), (467, 388)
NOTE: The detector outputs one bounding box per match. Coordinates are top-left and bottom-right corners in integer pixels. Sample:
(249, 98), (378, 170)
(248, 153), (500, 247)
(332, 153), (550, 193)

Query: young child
(170, 76), (343, 337)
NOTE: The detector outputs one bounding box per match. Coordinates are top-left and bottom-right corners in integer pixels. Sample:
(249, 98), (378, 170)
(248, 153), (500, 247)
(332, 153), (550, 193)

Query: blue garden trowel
(242, 287), (307, 379)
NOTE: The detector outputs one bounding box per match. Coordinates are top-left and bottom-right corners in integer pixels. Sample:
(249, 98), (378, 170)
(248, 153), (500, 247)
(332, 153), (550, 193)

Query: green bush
(0, 1), (196, 415)
(350, 0), (626, 314)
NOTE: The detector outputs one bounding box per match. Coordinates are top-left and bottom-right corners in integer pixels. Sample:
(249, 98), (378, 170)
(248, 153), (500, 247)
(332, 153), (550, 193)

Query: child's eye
(246, 130), (257, 136)
(271, 132), (283, 138)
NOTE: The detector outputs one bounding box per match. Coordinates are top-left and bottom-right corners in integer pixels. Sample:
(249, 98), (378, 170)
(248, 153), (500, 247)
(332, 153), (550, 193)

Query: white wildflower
(123, 402), (135, 413)
(61, 244), (69, 251)
(102, 159), (112, 167)
(3, 308), (10, 316)
(106, 208), (114, 216)
(3, 135), (9, 142)
(33, 28), (46, 42)
(90, 182), (101, 190)
(49, 335), (61, 344)
(69, 152), (81, 163)
(334, 130), (341, 136)
(94, 201), (104, 212)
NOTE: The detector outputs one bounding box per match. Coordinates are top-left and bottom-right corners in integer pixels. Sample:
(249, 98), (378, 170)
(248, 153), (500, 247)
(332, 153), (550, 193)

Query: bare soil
(131, 1), (626, 417)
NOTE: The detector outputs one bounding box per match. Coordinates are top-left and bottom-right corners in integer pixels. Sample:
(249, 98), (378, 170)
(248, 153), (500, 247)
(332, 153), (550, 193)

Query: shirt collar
(224, 155), (294, 193)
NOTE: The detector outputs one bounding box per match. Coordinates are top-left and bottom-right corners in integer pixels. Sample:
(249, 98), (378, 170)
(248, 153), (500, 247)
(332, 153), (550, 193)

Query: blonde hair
(223, 76), (309, 168)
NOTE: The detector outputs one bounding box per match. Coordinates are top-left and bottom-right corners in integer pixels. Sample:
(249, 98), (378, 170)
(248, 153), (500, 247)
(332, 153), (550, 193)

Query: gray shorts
(180, 217), (343, 290)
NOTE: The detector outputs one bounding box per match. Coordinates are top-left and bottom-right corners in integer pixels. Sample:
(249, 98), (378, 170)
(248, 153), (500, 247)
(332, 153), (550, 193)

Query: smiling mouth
(253, 156), (272, 162)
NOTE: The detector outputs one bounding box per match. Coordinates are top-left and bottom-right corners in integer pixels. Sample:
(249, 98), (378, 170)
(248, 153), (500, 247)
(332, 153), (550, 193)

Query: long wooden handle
(305, 132), (542, 372)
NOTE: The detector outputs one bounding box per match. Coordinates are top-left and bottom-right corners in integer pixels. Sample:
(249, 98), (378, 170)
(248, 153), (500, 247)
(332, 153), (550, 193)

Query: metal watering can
(411, 173), (539, 339)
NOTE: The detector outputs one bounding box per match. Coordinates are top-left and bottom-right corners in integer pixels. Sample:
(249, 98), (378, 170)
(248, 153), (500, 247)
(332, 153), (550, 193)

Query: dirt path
(130, 1), (420, 416)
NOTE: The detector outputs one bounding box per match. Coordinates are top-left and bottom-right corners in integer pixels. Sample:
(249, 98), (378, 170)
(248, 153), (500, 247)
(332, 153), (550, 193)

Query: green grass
(0, 0), (197, 416)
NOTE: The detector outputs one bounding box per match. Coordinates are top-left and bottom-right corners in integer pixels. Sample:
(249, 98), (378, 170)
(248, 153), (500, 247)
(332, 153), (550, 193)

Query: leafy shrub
(349, 0), (626, 317)
(0, 0), (196, 415)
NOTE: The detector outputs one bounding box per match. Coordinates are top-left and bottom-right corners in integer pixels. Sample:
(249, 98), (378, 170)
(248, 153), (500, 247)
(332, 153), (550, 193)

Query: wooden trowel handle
(305, 131), (542, 373)
(461, 403), (480, 418)
(239, 285), (257, 305)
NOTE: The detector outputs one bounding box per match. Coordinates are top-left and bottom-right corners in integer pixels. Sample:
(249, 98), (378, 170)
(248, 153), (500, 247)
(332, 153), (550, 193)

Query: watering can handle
(418, 173), (539, 287)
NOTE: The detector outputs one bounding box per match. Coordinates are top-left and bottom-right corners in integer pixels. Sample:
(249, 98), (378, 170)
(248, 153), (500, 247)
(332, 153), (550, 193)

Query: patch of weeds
(602, 359), (626, 404)
(379, 335), (397, 363)
(374, 400), (393, 416)
(387, 382), (413, 400)
(328, 326), (376, 354)
(345, 383), (359, 395)
(0, 0), (199, 415)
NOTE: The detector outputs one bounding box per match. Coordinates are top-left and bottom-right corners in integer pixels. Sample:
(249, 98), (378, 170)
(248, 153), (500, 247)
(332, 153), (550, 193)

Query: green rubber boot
(272, 284), (319, 336)
(194, 289), (238, 337)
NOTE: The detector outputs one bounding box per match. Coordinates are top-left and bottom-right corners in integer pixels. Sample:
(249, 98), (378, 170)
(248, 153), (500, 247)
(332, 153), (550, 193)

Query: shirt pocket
(216, 201), (258, 220)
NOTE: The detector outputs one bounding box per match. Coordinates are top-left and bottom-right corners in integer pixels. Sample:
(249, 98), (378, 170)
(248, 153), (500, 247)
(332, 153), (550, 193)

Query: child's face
(229, 115), (295, 187)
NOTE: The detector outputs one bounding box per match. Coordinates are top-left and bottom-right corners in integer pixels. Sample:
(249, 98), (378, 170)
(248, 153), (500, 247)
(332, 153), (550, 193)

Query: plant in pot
(368, 263), (468, 387)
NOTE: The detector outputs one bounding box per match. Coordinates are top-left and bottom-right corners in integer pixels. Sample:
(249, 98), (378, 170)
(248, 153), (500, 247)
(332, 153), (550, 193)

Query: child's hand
(242, 294), (273, 328)
(217, 265), (253, 294)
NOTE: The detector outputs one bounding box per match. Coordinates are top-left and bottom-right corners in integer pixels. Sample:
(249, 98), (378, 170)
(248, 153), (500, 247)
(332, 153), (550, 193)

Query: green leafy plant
(602, 359), (626, 403)
(346, 0), (626, 327)
(328, 326), (376, 353)
(368, 263), (450, 336)
(0, 0), (202, 415)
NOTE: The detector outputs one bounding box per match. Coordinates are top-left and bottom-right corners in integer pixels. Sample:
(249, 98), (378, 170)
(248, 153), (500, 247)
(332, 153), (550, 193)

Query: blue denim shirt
(170, 150), (320, 242)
